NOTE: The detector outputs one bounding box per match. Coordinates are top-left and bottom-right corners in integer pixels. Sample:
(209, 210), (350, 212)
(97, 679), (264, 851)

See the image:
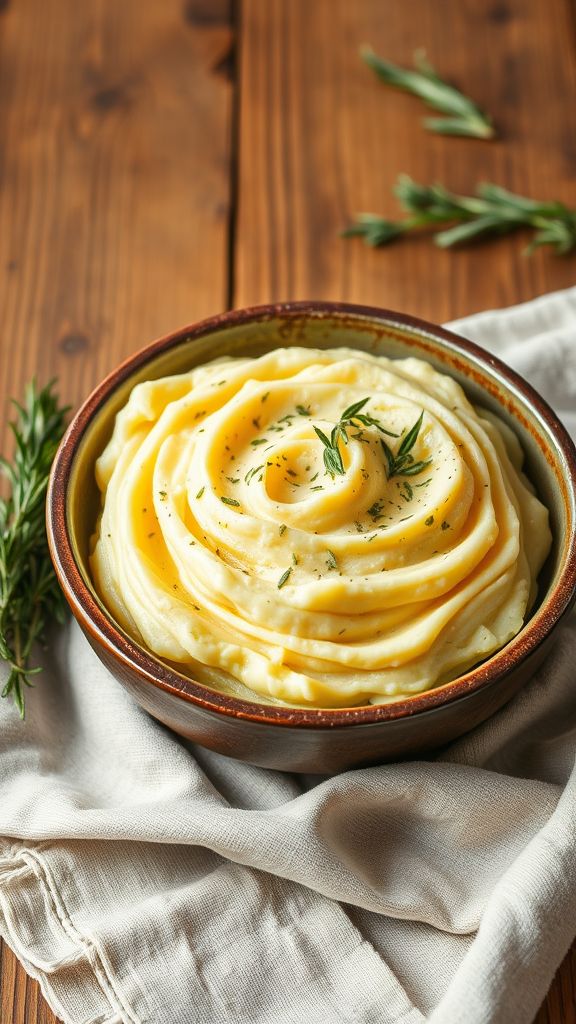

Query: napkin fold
(1, 287), (576, 1024)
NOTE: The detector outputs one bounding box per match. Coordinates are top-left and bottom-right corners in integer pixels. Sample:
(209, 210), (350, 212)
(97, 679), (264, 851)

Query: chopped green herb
(261, 392), (269, 402)
(425, 515), (434, 526)
(277, 567), (292, 589)
(367, 500), (385, 521)
(279, 524), (287, 536)
(245, 464), (264, 484)
(441, 520), (450, 531)
(159, 490), (167, 500)
(196, 486), (205, 499)
(251, 437), (269, 446)
(296, 404), (311, 416)
(221, 496), (240, 507)
(326, 550), (339, 571)
(292, 553), (298, 566)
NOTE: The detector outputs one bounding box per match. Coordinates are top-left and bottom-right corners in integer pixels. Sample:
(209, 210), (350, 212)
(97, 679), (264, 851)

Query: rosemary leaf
(396, 459), (433, 477)
(340, 397), (370, 420)
(341, 216), (407, 246)
(277, 567), (292, 589)
(397, 411), (424, 457)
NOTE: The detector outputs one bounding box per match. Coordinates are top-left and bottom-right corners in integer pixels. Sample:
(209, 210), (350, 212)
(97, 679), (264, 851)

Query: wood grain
(0, 0), (233, 441)
(2, 0), (576, 1020)
(0, 941), (53, 1024)
(234, 0), (576, 322)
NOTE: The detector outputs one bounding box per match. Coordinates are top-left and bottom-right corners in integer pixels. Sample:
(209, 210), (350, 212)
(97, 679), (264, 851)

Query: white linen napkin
(1, 287), (575, 1024)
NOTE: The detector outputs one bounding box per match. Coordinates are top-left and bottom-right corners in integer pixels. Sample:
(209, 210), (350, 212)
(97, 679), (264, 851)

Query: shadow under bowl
(47, 302), (576, 772)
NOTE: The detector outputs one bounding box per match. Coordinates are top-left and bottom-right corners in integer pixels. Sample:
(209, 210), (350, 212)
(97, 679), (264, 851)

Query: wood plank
(234, 0), (576, 323)
(0, 941), (54, 1024)
(234, 1), (576, 1022)
(0, 0), (233, 442)
(536, 949), (576, 1024)
(0, 0), (233, 1021)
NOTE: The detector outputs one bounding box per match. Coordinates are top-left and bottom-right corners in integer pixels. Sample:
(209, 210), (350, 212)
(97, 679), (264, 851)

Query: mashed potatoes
(90, 347), (551, 707)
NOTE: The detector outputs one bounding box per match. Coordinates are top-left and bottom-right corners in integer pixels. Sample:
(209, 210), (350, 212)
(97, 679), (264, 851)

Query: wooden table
(1, 1), (575, 1020)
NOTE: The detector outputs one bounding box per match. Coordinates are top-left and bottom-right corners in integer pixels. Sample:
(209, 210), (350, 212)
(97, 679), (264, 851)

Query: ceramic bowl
(47, 302), (576, 772)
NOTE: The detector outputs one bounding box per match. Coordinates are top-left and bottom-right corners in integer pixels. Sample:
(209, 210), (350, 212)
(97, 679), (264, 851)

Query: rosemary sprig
(313, 398), (399, 477)
(344, 176), (576, 255)
(362, 48), (494, 139)
(0, 381), (69, 717)
(381, 411), (431, 479)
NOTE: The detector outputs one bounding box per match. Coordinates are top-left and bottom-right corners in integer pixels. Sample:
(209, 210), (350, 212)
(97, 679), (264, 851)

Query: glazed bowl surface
(47, 302), (576, 772)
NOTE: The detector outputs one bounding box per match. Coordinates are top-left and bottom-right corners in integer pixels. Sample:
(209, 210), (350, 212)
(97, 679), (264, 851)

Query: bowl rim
(47, 300), (576, 728)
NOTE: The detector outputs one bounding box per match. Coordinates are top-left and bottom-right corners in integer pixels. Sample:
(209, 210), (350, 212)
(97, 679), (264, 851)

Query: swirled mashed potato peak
(90, 347), (551, 707)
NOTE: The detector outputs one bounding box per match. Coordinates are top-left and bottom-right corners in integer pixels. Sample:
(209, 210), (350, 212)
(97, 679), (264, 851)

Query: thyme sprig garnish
(381, 411), (432, 479)
(344, 176), (576, 254)
(313, 397), (399, 477)
(0, 381), (69, 717)
(362, 48), (494, 139)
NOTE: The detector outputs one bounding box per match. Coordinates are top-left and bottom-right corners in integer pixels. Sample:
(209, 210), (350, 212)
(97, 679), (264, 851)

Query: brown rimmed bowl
(47, 302), (576, 772)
